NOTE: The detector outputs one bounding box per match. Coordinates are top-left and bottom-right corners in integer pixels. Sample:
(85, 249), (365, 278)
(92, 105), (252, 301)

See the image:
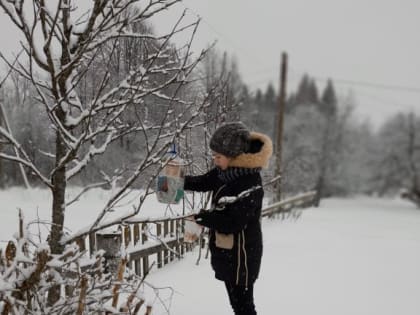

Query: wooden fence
(82, 190), (317, 277)
(262, 191), (317, 217)
(80, 218), (189, 277)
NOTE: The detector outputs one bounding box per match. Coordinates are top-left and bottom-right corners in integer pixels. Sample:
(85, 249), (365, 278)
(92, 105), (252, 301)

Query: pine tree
(320, 79), (337, 117)
(294, 74), (319, 107)
(263, 83), (277, 139)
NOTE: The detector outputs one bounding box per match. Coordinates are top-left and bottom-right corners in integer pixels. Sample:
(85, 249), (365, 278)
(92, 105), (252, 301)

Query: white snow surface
(0, 187), (188, 243)
(1, 189), (420, 314)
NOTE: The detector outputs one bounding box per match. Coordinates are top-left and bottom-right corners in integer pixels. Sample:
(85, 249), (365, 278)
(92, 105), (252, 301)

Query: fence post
(179, 219), (184, 257)
(96, 230), (122, 274)
(88, 232), (95, 256)
(156, 223), (163, 268)
(163, 221), (169, 265)
(123, 225), (131, 247)
(133, 224), (141, 276)
(141, 223), (149, 275)
(76, 236), (86, 252)
(170, 220), (175, 261)
(123, 225), (132, 270)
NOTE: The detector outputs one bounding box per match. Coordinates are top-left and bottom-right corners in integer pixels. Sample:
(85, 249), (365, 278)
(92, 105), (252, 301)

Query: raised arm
(184, 167), (222, 192)
(195, 189), (263, 234)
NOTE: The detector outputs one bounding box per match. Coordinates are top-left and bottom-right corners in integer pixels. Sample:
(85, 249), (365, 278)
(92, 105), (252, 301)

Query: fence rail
(81, 190), (317, 276)
(82, 218), (189, 277)
(261, 191), (317, 217)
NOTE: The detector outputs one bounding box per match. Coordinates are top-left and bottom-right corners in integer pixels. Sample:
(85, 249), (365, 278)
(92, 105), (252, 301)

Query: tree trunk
(403, 113), (420, 208)
(314, 116), (331, 207)
(47, 121), (67, 305)
(49, 161), (66, 254)
(314, 174), (324, 207)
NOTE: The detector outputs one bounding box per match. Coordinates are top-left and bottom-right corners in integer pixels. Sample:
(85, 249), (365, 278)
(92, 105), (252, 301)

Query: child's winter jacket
(184, 132), (272, 287)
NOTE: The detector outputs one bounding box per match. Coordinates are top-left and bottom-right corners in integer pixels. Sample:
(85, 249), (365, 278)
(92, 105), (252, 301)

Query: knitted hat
(210, 122), (250, 157)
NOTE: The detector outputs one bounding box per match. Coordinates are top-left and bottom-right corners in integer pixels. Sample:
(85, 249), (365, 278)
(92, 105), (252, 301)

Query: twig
(111, 255), (128, 309)
(76, 275), (88, 315)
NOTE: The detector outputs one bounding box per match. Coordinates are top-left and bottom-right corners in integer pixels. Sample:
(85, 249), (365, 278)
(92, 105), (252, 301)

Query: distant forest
(1, 22), (419, 205)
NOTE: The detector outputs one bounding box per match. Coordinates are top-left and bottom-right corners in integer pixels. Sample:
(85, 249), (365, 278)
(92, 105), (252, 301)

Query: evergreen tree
(239, 85), (257, 129)
(294, 74), (319, 107)
(370, 112), (420, 203)
(320, 79), (337, 117)
(250, 88), (264, 128)
(255, 88), (263, 105)
(308, 79), (319, 105)
(262, 83), (277, 139)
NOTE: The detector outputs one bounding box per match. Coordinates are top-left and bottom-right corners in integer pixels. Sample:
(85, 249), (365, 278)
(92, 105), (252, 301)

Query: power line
(313, 76), (420, 94)
(288, 67), (420, 94)
(245, 71), (419, 108)
(178, 2), (420, 108)
(245, 67), (420, 95)
(354, 90), (417, 109)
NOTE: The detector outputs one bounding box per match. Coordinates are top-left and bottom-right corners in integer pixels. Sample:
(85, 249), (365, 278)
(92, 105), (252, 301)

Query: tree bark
(47, 110), (67, 305)
(314, 116), (331, 207)
(49, 132), (67, 254)
(404, 113), (420, 208)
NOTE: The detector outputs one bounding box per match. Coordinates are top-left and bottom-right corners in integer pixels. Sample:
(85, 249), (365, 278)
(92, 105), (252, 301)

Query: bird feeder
(156, 144), (185, 204)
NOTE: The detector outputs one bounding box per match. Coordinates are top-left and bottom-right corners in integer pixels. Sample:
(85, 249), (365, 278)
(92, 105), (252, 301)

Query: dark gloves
(194, 208), (208, 223)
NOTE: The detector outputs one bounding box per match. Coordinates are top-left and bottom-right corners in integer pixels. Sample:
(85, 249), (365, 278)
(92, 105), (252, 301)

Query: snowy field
(0, 187), (188, 243)
(146, 197), (420, 315)
(1, 189), (420, 314)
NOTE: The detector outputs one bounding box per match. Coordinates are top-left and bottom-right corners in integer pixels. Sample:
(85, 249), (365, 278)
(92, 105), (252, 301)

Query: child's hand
(185, 214), (196, 222)
(184, 217), (204, 243)
(186, 214), (204, 226)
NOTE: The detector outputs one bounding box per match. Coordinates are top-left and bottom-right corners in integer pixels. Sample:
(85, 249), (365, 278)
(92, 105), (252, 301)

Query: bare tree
(400, 112), (420, 207)
(1, 57), (33, 187)
(370, 112), (420, 201)
(0, 0), (224, 298)
(0, 2), (254, 311)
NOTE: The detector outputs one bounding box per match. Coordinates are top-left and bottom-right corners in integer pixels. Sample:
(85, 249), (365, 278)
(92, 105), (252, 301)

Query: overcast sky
(153, 0), (420, 128)
(1, 0), (419, 128)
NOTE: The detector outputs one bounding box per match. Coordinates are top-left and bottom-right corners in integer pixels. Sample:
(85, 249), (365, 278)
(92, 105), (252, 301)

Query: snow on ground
(0, 187), (187, 244)
(1, 189), (420, 314)
(146, 196), (420, 315)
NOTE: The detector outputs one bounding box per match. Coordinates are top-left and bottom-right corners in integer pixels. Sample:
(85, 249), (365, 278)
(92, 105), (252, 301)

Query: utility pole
(273, 52), (288, 203)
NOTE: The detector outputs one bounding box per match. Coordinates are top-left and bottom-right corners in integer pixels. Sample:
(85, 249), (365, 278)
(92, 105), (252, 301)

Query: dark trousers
(224, 282), (257, 315)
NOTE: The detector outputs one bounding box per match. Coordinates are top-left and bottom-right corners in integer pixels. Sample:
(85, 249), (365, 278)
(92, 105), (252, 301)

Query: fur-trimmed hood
(229, 132), (273, 168)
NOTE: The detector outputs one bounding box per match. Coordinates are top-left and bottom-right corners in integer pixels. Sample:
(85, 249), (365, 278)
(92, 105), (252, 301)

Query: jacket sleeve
(194, 189), (263, 234)
(184, 168), (221, 192)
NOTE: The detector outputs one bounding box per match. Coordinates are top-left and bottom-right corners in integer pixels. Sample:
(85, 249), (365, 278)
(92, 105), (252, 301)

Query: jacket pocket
(215, 231), (234, 249)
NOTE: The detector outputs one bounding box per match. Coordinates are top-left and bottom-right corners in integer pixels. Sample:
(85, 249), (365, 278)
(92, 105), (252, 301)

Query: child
(184, 122), (272, 315)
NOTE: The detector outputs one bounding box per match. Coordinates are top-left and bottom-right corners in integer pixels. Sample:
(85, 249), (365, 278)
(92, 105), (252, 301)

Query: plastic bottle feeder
(156, 146), (185, 204)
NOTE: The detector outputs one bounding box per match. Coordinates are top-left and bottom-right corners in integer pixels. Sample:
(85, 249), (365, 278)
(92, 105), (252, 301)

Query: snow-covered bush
(0, 211), (164, 314)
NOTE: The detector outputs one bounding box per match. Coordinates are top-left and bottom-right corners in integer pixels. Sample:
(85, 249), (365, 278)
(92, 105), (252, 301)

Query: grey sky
(1, 0), (419, 128)
(154, 0), (420, 128)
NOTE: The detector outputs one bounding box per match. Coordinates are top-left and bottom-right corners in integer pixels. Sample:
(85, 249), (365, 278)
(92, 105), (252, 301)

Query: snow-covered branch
(66, 130), (116, 180)
(0, 6), (237, 304)
(0, 214), (166, 314)
(0, 125), (51, 187)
